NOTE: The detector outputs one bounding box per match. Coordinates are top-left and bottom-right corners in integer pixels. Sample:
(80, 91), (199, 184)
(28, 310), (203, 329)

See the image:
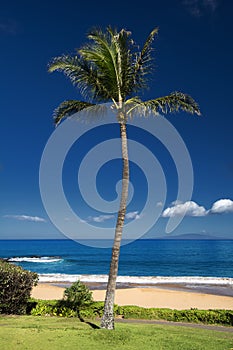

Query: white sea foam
(38, 274), (233, 286)
(8, 257), (62, 263)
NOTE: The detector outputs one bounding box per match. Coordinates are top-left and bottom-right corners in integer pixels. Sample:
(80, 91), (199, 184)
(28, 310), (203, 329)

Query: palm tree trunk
(101, 121), (129, 330)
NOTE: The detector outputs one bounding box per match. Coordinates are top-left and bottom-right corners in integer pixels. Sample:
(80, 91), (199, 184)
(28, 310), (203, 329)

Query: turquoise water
(1, 239), (233, 286)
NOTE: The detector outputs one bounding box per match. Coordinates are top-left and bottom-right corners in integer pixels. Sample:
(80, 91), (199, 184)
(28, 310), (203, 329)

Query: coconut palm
(48, 26), (200, 329)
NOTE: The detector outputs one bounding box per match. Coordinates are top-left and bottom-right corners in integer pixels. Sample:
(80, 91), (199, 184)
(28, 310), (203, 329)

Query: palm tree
(48, 26), (201, 329)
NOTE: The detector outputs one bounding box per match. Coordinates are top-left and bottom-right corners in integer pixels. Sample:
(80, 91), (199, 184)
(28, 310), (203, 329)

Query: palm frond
(76, 59), (113, 101)
(48, 55), (81, 76)
(80, 28), (120, 101)
(137, 92), (201, 116)
(48, 55), (87, 95)
(52, 100), (95, 126)
(48, 55), (109, 102)
(124, 97), (142, 118)
(80, 27), (137, 102)
(107, 27), (135, 100)
(133, 27), (159, 91)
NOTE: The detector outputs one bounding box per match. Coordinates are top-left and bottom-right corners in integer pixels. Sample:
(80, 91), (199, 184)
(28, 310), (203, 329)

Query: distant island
(157, 233), (232, 240)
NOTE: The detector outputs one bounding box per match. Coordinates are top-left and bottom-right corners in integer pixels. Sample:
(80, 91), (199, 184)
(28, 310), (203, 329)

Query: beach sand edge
(31, 283), (233, 310)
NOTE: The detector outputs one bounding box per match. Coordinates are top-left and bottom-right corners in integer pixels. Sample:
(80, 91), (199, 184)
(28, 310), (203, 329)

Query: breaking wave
(8, 256), (62, 263)
(38, 274), (233, 286)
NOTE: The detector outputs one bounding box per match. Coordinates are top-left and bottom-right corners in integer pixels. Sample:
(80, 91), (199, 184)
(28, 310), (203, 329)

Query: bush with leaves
(28, 298), (233, 326)
(30, 299), (78, 317)
(63, 280), (93, 315)
(0, 259), (38, 314)
(117, 306), (233, 325)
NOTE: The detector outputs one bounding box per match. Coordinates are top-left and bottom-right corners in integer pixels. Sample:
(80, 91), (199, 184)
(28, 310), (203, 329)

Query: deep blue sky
(1, 0), (233, 240)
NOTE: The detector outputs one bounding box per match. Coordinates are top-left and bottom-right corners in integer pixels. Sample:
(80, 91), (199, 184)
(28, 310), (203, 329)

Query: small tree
(63, 280), (93, 319)
(0, 259), (38, 314)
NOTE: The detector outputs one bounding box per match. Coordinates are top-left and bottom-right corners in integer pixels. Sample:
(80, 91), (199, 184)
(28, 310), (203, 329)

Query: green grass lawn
(0, 316), (232, 350)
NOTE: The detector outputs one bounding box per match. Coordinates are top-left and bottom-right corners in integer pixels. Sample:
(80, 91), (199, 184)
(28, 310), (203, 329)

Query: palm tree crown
(48, 26), (200, 124)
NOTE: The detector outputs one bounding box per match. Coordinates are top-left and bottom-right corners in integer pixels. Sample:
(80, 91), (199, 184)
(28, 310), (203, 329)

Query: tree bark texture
(101, 122), (129, 329)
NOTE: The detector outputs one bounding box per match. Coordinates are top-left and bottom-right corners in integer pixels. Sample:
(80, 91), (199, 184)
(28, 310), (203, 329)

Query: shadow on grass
(77, 311), (100, 330)
(27, 299), (101, 329)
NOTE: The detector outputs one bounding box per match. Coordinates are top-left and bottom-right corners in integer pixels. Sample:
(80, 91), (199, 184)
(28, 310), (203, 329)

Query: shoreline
(47, 281), (233, 297)
(31, 283), (233, 310)
(50, 282), (233, 297)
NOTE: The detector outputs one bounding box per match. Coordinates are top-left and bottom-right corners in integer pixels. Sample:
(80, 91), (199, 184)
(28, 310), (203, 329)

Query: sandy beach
(31, 283), (233, 310)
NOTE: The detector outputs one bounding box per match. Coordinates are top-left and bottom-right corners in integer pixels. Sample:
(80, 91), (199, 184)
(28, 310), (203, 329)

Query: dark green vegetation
(64, 280), (93, 310)
(28, 299), (233, 326)
(0, 316), (232, 350)
(0, 259), (38, 314)
(48, 26), (201, 329)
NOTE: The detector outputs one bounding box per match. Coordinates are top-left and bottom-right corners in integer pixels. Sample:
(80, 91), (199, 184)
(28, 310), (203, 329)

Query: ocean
(1, 239), (233, 295)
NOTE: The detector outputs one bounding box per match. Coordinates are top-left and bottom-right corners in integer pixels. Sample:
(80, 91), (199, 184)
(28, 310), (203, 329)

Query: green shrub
(28, 299), (233, 326)
(118, 306), (233, 326)
(30, 300), (105, 318)
(30, 299), (77, 317)
(30, 281), (93, 318)
(0, 259), (38, 314)
(63, 280), (93, 312)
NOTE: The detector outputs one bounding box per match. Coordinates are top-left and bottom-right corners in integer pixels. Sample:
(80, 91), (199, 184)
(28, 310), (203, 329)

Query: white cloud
(4, 215), (47, 222)
(171, 200), (183, 206)
(0, 19), (19, 34)
(162, 198), (233, 218)
(183, 0), (202, 17)
(88, 211), (142, 223)
(78, 218), (87, 223)
(156, 202), (164, 207)
(125, 211), (142, 220)
(90, 215), (115, 223)
(183, 0), (218, 17)
(162, 201), (207, 217)
(209, 199), (233, 214)
(64, 217), (87, 223)
(204, 0), (218, 11)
